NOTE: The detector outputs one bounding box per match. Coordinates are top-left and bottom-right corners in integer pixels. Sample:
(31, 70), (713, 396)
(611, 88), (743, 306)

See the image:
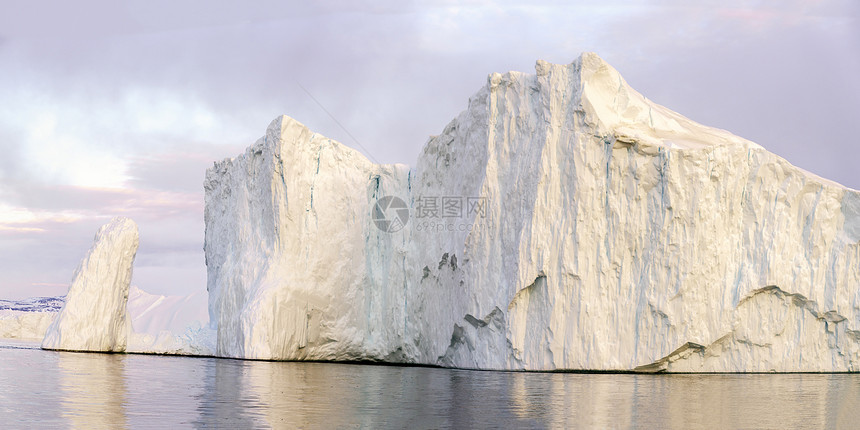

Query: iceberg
(20, 53), (857, 372)
(203, 52), (860, 371)
(1, 285), (214, 355)
(0, 311), (56, 340)
(0, 297), (64, 340)
(127, 285), (208, 337)
(126, 286), (215, 356)
(0, 220), (211, 353)
(18, 216), (214, 354)
(42, 217), (139, 352)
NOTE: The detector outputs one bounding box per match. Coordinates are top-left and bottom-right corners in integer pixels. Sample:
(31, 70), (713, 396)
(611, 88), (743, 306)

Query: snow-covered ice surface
(42, 217), (139, 352)
(0, 297), (64, 340)
(204, 52), (860, 371)
(127, 286), (208, 336)
(126, 286), (215, 356)
(0, 311), (56, 340)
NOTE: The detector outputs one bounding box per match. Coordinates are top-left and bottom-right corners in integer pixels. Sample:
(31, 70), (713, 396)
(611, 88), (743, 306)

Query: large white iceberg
(42, 217), (139, 352)
(203, 52), (860, 371)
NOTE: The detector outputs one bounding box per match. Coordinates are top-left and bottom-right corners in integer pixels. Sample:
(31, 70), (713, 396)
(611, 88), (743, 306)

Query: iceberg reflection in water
(1, 342), (859, 428)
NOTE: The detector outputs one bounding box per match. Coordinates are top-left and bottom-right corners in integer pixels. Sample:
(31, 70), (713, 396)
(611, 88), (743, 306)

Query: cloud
(0, 215), (102, 299)
(0, 0), (858, 298)
(126, 142), (248, 194)
(0, 178), (210, 299)
(0, 187), (207, 299)
(596, 2), (860, 190)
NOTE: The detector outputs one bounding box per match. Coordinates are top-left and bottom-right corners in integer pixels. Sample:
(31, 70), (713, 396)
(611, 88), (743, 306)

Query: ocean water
(1, 341), (859, 429)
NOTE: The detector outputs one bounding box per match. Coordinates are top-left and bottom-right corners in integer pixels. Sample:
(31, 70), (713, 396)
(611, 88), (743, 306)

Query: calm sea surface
(1, 341), (859, 429)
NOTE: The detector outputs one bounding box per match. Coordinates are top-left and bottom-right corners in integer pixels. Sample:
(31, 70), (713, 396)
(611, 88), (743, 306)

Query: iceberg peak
(529, 53), (759, 152)
(267, 115), (308, 142)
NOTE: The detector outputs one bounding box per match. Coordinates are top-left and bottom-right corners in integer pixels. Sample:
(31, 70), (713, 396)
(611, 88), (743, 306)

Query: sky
(0, 0), (857, 299)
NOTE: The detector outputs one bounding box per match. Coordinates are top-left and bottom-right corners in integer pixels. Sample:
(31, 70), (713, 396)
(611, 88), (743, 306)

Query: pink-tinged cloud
(31, 282), (69, 288)
(0, 226), (46, 234)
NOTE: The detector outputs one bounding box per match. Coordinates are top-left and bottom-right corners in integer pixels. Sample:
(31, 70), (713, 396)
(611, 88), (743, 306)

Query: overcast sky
(0, 0), (857, 299)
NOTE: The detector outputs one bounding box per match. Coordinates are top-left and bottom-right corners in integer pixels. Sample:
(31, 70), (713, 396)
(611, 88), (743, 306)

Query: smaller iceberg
(0, 297), (64, 340)
(41, 217), (139, 352)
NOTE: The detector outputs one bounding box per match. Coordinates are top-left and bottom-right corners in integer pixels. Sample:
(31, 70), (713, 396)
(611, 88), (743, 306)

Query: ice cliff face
(204, 52), (860, 371)
(42, 217), (139, 352)
(204, 117), (409, 360)
(635, 286), (860, 372)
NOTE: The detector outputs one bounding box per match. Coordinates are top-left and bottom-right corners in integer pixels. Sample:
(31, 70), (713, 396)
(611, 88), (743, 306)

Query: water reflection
(193, 358), (264, 427)
(57, 351), (128, 428)
(0, 342), (64, 425)
(2, 342), (860, 429)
